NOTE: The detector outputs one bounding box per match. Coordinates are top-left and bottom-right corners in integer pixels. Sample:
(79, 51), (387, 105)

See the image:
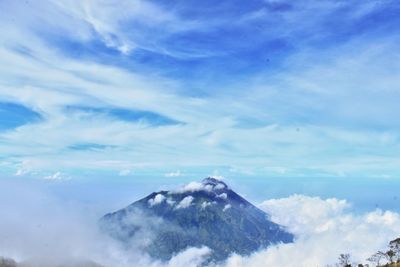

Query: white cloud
(201, 201), (213, 209)
(1, 179), (399, 267)
(0, 0), (399, 181)
(223, 204), (231, 212)
(50, 0), (204, 57)
(0, 180), (212, 267)
(14, 169), (25, 176)
(42, 172), (66, 181)
(118, 169), (132, 176)
(1, 29), (400, 178)
(13, 160), (34, 177)
(259, 194), (349, 235)
(165, 170), (182, 177)
(173, 182), (213, 194)
(209, 171), (225, 181)
(175, 196), (194, 209)
(167, 247), (211, 267)
(148, 194), (166, 207)
(1, 0), (399, 266)
(217, 193), (228, 200)
(220, 195), (400, 267)
(214, 183), (226, 190)
(166, 198), (176, 206)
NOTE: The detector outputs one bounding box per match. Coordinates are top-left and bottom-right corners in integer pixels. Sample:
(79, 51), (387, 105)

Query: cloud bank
(1, 181), (398, 267)
(222, 195), (400, 267)
(0, 181), (210, 267)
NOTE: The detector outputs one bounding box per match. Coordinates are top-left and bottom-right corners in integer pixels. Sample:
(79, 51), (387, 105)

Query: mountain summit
(101, 178), (293, 263)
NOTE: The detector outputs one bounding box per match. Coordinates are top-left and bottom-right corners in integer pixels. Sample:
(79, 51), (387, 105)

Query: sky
(1, 0), (400, 209)
(1, 1), (400, 265)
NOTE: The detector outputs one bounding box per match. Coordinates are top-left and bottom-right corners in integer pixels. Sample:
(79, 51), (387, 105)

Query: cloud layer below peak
(1, 180), (399, 267)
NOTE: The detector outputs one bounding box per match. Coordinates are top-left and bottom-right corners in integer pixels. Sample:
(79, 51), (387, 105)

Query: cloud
(14, 169), (27, 177)
(166, 198), (176, 206)
(175, 196), (194, 209)
(214, 183), (226, 190)
(1, 179), (400, 267)
(65, 106), (181, 127)
(171, 179), (228, 194)
(42, 172), (67, 181)
(0, 0), (399, 180)
(0, 181), (116, 265)
(0, 180), (211, 267)
(210, 175), (225, 181)
(222, 204), (231, 212)
(259, 194), (350, 235)
(173, 182), (212, 194)
(201, 201), (213, 209)
(68, 143), (114, 151)
(48, 0), (203, 57)
(166, 247), (211, 267)
(217, 193), (227, 200)
(148, 194), (166, 207)
(118, 169), (132, 176)
(1, 0), (400, 266)
(13, 160), (36, 177)
(220, 195), (400, 267)
(165, 170), (183, 177)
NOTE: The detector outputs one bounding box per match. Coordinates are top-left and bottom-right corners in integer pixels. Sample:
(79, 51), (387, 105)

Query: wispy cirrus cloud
(65, 105), (182, 126)
(0, 0), (399, 180)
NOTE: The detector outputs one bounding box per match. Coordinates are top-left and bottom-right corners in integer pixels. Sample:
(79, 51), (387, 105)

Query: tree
(0, 257), (17, 267)
(367, 251), (385, 267)
(389, 238), (400, 262)
(384, 250), (396, 264)
(338, 253), (352, 267)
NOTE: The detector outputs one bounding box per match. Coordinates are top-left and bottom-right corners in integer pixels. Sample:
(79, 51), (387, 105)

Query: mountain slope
(100, 178), (293, 263)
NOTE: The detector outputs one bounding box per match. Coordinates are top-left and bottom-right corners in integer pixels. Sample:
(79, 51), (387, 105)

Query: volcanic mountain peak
(169, 177), (228, 195)
(101, 178), (293, 263)
(202, 177), (228, 188)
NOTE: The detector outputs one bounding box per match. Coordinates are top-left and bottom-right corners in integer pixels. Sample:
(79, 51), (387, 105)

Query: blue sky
(0, 0), (400, 206)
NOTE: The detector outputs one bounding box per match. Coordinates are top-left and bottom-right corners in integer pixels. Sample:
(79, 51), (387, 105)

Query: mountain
(100, 177), (293, 263)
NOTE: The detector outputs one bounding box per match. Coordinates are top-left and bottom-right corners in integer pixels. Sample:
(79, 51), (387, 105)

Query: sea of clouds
(224, 195), (400, 267)
(1, 182), (399, 267)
